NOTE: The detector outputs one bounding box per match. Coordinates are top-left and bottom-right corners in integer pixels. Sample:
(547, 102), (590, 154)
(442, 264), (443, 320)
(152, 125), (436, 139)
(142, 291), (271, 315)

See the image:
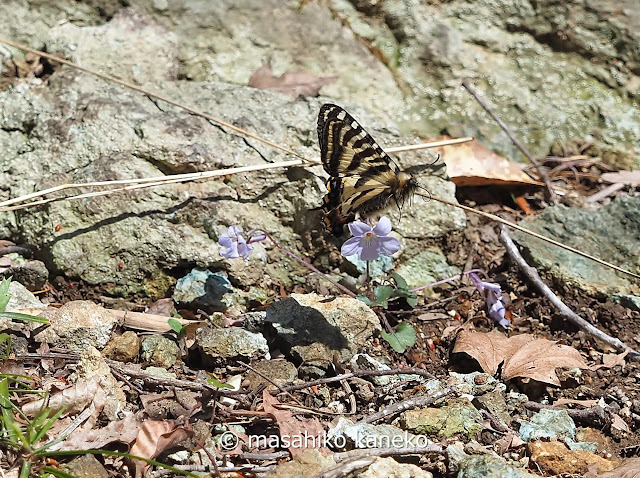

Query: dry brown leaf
(452, 330), (531, 376)
(501, 338), (588, 385)
(585, 457), (640, 477)
(56, 413), (141, 451)
(146, 298), (175, 316)
(22, 377), (106, 416)
(601, 170), (640, 186)
(435, 140), (543, 187)
(130, 420), (193, 478)
(262, 390), (329, 457)
(453, 331), (589, 386)
(594, 350), (629, 370)
(248, 58), (337, 97)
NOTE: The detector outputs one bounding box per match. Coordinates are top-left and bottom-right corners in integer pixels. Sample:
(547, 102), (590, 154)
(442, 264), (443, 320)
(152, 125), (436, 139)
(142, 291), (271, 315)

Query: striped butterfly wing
(317, 104), (410, 235)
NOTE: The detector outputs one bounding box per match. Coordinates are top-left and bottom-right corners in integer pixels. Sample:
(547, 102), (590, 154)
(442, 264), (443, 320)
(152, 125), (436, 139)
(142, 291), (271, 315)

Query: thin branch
(462, 79), (558, 204)
(420, 192), (640, 281)
(360, 387), (456, 424)
(498, 225), (640, 360)
(385, 136), (472, 153)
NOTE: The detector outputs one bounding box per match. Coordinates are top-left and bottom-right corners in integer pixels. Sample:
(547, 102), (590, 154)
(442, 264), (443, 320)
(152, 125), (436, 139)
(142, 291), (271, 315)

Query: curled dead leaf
(130, 419), (193, 478)
(435, 140), (542, 187)
(452, 330), (589, 386)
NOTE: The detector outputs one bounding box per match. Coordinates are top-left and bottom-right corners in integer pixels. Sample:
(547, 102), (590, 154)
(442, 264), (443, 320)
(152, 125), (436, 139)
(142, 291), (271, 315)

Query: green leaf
(0, 333), (11, 359)
(0, 311), (50, 324)
(207, 377), (234, 389)
(392, 272), (409, 291)
(381, 322), (417, 353)
(167, 318), (184, 335)
(0, 277), (11, 313)
(405, 295), (418, 308)
(373, 285), (394, 308)
(357, 294), (375, 307)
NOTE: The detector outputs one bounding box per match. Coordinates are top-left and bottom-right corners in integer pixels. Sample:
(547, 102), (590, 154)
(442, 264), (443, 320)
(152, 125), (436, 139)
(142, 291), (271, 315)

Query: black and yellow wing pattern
(317, 104), (418, 235)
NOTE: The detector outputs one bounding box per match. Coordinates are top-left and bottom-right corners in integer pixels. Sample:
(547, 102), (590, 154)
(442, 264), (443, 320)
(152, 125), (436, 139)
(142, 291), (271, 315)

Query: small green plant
(381, 322), (417, 354)
(206, 375), (235, 390)
(167, 317), (185, 335)
(0, 377), (68, 477)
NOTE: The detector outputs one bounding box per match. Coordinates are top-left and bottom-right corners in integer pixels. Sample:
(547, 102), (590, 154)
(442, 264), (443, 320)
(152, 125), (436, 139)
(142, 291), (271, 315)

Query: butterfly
(317, 104), (419, 235)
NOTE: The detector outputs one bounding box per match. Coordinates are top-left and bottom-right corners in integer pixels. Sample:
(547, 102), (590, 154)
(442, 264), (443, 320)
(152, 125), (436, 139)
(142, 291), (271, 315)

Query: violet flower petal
(372, 216), (392, 236)
(348, 221), (372, 237)
(377, 235), (401, 256)
(228, 225), (243, 238)
(469, 272), (484, 292)
(341, 237), (362, 257)
(359, 234), (380, 261)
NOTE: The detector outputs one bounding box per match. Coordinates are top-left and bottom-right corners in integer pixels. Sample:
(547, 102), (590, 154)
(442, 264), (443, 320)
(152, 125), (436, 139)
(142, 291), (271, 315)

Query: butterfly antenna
(416, 184), (432, 202)
(429, 153), (441, 166)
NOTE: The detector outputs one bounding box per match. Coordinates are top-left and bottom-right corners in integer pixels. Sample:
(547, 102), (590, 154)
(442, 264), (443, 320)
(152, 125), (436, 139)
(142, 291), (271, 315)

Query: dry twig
(498, 225), (640, 360)
(462, 79), (558, 204)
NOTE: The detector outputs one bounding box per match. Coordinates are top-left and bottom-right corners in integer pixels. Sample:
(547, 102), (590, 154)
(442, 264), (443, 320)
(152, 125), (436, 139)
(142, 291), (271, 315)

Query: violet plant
(217, 217), (509, 352)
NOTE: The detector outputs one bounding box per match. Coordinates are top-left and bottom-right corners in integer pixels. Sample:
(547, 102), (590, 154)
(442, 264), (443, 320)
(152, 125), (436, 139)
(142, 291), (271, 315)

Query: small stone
(141, 334), (181, 368)
(173, 269), (233, 312)
(268, 449), (335, 478)
(102, 331), (140, 362)
(457, 455), (540, 478)
(63, 454), (110, 478)
(528, 440), (616, 474)
(245, 358), (298, 390)
(399, 398), (483, 439)
(474, 391), (511, 427)
(3, 260), (48, 291)
(266, 293), (381, 364)
(6, 281), (46, 310)
(359, 457), (433, 478)
(35, 301), (120, 353)
(611, 293), (640, 312)
(518, 409), (575, 442)
(196, 326), (268, 366)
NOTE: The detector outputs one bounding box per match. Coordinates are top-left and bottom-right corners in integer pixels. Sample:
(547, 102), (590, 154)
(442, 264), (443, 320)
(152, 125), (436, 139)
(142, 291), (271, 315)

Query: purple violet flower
(218, 226), (254, 259)
(341, 216), (401, 261)
(469, 272), (510, 328)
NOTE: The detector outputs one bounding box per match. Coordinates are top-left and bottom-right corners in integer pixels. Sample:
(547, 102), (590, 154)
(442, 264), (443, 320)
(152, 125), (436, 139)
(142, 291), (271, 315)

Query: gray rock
(102, 330), (140, 362)
(245, 358), (298, 390)
(47, 8), (178, 83)
(2, 260), (48, 291)
(518, 408), (575, 442)
(512, 196), (640, 296)
(266, 293), (381, 364)
(611, 293), (640, 312)
(399, 397), (483, 439)
(141, 334), (180, 368)
(173, 269), (233, 312)
(34, 301), (120, 353)
(0, 1), (464, 299)
(6, 281), (46, 311)
(456, 454), (539, 478)
(195, 326), (269, 366)
(63, 453), (110, 478)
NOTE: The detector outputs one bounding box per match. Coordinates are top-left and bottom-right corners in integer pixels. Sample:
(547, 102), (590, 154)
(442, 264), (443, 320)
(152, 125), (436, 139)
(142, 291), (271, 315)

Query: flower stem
(248, 229), (356, 298)
(410, 269), (484, 292)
